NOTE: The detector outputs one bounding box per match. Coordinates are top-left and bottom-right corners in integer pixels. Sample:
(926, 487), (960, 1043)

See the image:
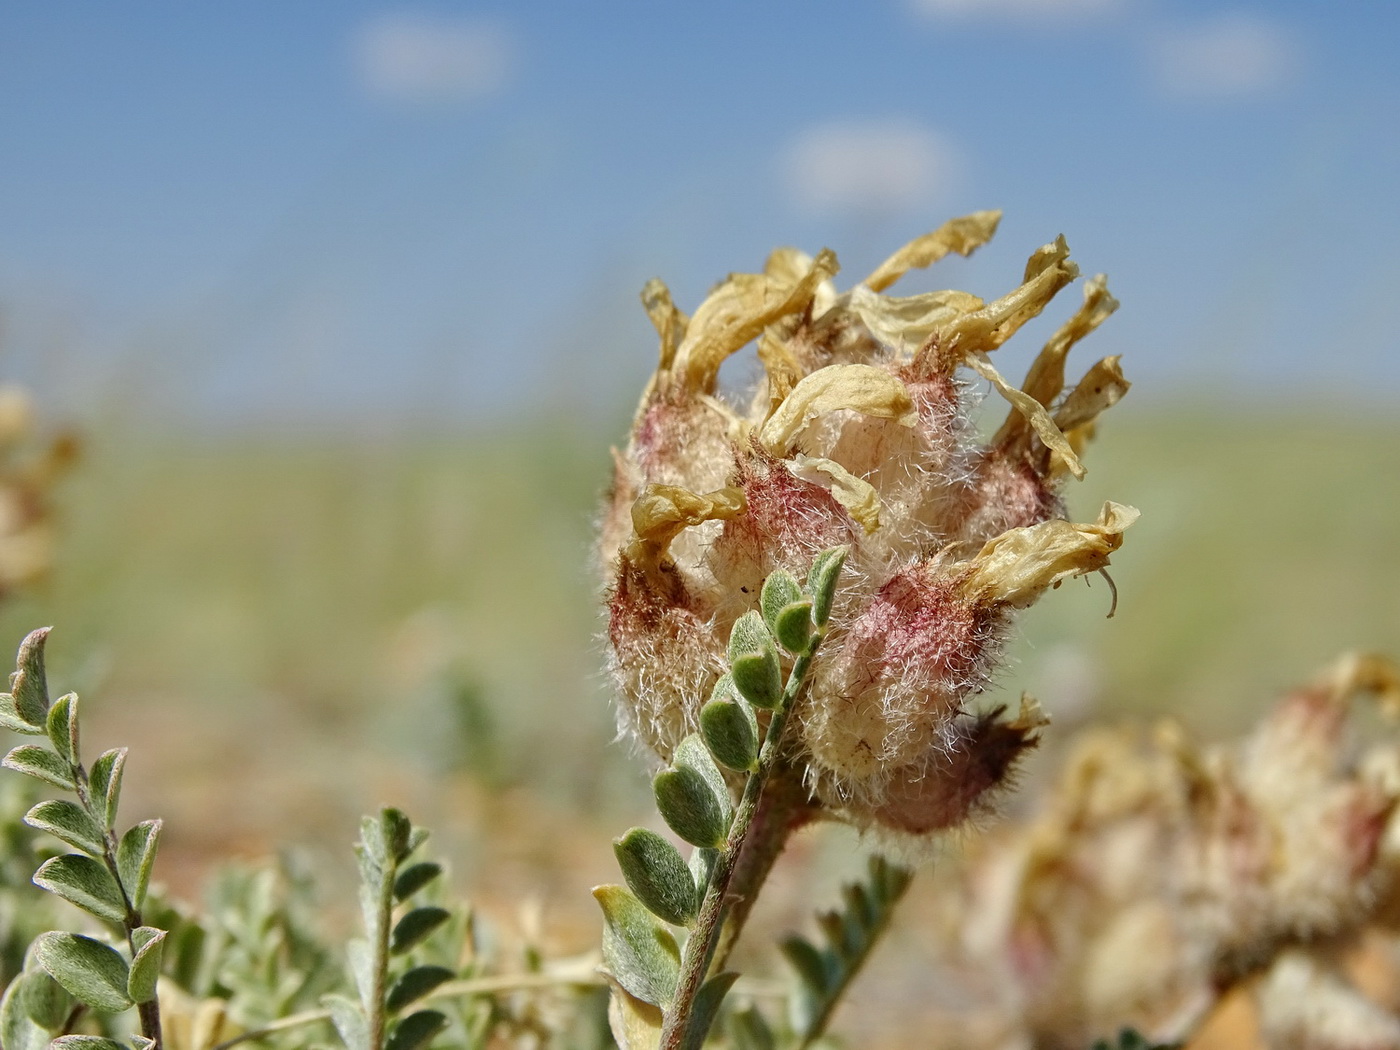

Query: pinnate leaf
(34, 932), (131, 1013)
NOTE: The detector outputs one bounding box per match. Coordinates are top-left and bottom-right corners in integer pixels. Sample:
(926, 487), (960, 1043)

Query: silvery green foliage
(327, 808), (453, 1050)
(0, 629), (164, 1049)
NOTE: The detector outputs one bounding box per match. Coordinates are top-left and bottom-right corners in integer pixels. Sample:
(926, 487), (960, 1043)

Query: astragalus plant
(596, 212), (1137, 1048)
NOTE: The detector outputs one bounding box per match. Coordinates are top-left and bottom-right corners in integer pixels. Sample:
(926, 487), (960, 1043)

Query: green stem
(367, 861), (397, 1050)
(658, 643), (822, 1050)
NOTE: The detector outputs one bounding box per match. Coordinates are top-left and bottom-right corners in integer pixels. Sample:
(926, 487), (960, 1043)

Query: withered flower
(600, 212), (1135, 839)
(0, 385), (76, 598)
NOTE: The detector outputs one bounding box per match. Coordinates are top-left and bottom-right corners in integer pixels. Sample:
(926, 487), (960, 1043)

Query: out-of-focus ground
(1, 402), (1397, 1044)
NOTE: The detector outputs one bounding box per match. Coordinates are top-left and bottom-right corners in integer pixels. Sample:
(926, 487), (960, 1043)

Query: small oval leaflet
(613, 827), (697, 927)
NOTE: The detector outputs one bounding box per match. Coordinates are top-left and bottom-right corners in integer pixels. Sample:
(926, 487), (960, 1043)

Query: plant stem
(658, 644), (821, 1050)
(711, 770), (817, 972)
(367, 859), (397, 1050)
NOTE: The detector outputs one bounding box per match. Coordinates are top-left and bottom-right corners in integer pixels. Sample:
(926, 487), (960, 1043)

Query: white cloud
(908, 0), (1124, 24)
(781, 120), (962, 216)
(1146, 13), (1298, 99)
(354, 13), (514, 105)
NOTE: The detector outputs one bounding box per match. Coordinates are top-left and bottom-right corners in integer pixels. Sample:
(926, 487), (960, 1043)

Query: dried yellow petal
(628, 484), (746, 559)
(992, 274), (1118, 448)
(966, 352), (1086, 480)
(673, 248), (839, 393)
(962, 501), (1139, 609)
(864, 210), (1003, 293)
(640, 278), (689, 372)
(846, 285), (985, 354)
(1054, 355), (1131, 434)
(790, 454), (883, 533)
(938, 237), (1080, 357)
(757, 363), (916, 453)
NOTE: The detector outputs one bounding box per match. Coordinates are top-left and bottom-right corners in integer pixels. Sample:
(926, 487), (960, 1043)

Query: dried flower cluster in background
(929, 653), (1400, 1049)
(600, 211), (1135, 842)
(0, 385), (75, 598)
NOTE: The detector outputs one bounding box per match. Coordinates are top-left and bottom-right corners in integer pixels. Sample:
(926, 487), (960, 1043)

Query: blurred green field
(1, 402), (1396, 919)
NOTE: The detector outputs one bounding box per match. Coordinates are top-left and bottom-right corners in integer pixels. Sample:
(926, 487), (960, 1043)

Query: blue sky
(2, 1), (1398, 426)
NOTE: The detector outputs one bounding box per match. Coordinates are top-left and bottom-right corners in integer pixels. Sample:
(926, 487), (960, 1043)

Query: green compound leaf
(19, 968), (72, 1031)
(89, 748), (127, 829)
(699, 696), (759, 773)
(45, 693), (79, 764)
(390, 906), (451, 956)
(386, 965), (455, 1013)
(24, 799), (106, 857)
(654, 766), (727, 849)
(613, 827), (697, 927)
(679, 971), (739, 1050)
(385, 1009), (449, 1050)
(727, 612), (783, 709)
(34, 932), (132, 1014)
(326, 993), (370, 1050)
(3, 745), (75, 791)
(804, 546), (848, 629)
(393, 861), (443, 902)
(34, 854), (128, 925)
(11, 627), (52, 727)
(116, 819), (161, 911)
(126, 928), (166, 1004)
(593, 884), (681, 1008)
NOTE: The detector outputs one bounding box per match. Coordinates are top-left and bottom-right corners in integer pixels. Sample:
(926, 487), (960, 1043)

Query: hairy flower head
(600, 213), (1135, 838)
